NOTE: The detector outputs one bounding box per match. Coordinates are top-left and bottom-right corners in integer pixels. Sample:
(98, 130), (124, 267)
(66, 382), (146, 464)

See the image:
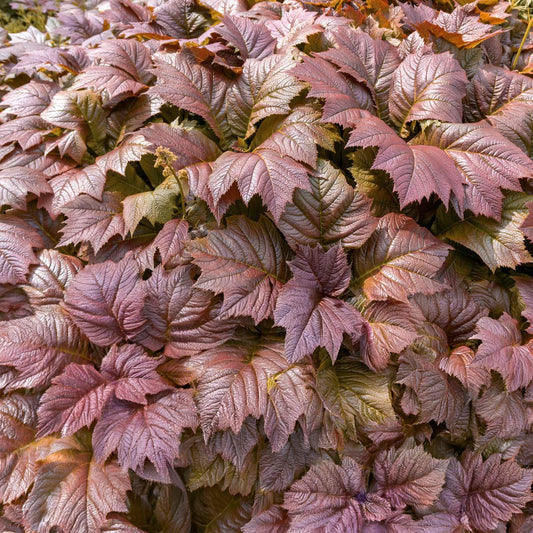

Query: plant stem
(512, 14), (533, 70)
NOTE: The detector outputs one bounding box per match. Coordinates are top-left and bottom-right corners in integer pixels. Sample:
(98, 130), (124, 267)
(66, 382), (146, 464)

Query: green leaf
(316, 354), (395, 439)
(121, 175), (183, 234)
(42, 89), (108, 155)
(434, 192), (533, 271)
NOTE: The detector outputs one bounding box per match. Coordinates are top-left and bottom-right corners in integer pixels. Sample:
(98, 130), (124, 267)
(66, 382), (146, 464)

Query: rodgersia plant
(0, 0), (533, 531)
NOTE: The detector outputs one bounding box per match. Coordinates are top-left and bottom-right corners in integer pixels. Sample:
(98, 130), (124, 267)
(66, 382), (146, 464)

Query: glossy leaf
(189, 216), (290, 324)
(274, 244), (363, 363)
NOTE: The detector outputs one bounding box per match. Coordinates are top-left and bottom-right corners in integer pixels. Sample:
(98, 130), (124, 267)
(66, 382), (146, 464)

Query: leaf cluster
(0, 0), (533, 531)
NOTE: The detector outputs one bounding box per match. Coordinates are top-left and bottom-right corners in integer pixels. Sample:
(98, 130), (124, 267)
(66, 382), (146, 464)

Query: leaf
(184, 436), (256, 496)
(142, 264), (235, 356)
(318, 27), (401, 123)
(389, 49), (468, 134)
(189, 216), (290, 324)
(440, 452), (533, 531)
(47, 134), (151, 216)
(59, 192), (127, 254)
(121, 181), (179, 235)
(226, 54), (305, 138)
(0, 116), (53, 151)
(316, 356), (395, 440)
(73, 40), (153, 106)
(64, 256), (147, 346)
(38, 343), (170, 437)
(283, 458), (391, 532)
(0, 167), (51, 210)
(279, 159), (378, 250)
(409, 3), (502, 49)
(0, 80), (58, 117)
(141, 122), (221, 168)
(22, 250), (81, 307)
(217, 15), (275, 60)
(93, 391), (197, 482)
(37, 364), (110, 438)
(411, 278), (488, 344)
(208, 106), (335, 220)
(0, 395), (55, 504)
(190, 336), (314, 450)
(352, 213), (451, 303)
(470, 313), (533, 392)
(465, 65), (533, 121)
(434, 192), (533, 270)
(151, 0), (214, 39)
(291, 55), (374, 127)
(274, 244), (363, 363)
(412, 123), (532, 219)
(0, 215), (43, 285)
(489, 102), (533, 159)
(397, 350), (469, 428)
(438, 346), (489, 393)
(359, 299), (418, 371)
(150, 51), (230, 143)
(242, 506), (290, 533)
(210, 418), (260, 471)
(267, 7), (322, 51)
(346, 117), (467, 210)
(191, 487), (252, 533)
(0, 307), (92, 391)
(153, 482), (191, 533)
(23, 434), (130, 533)
(41, 89), (107, 153)
(515, 275), (533, 334)
(475, 380), (527, 440)
(374, 441), (448, 508)
(258, 428), (312, 492)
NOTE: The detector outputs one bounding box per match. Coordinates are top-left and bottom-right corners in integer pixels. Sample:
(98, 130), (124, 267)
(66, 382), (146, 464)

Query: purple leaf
(274, 244), (363, 362)
(64, 256), (147, 346)
(189, 216), (290, 324)
(284, 458), (391, 531)
(93, 390), (197, 481)
(440, 452), (533, 531)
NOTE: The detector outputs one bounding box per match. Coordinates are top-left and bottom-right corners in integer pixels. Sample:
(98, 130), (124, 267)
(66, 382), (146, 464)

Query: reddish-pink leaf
(0, 215), (43, 285)
(93, 391), (197, 481)
(64, 256), (147, 347)
(284, 458), (391, 531)
(470, 313), (533, 391)
(389, 49), (468, 133)
(189, 216), (290, 324)
(59, 192), (127, 254)
(374, 441), (448, 508)
(274, 244), (363, 363)
(142, 264), (235, 356)
(440, 452), (533, 531)
(353, 213), (451, 302)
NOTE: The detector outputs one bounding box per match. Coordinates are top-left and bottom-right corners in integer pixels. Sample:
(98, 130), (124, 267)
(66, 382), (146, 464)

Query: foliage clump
(0, 0), (533, 531)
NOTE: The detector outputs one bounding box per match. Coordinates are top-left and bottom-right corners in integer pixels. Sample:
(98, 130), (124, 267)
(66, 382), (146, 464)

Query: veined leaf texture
(0, 0), (532, 531)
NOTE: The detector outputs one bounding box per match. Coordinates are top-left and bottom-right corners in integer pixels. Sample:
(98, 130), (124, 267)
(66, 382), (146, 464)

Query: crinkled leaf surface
(283, 457), (391, 532)
(389, 49), (468, 134)
(189, 216), (290, 324)
(279, 159), (378, 250)
(23, 434), (130, 533)
(470, 313), (533, 392)
(274, 244), (363, 362)
(440, 452), (533, 531)
(64, 255), (147, 346)
(353, 213), (451, 302)
(93, 390), (197, 481)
